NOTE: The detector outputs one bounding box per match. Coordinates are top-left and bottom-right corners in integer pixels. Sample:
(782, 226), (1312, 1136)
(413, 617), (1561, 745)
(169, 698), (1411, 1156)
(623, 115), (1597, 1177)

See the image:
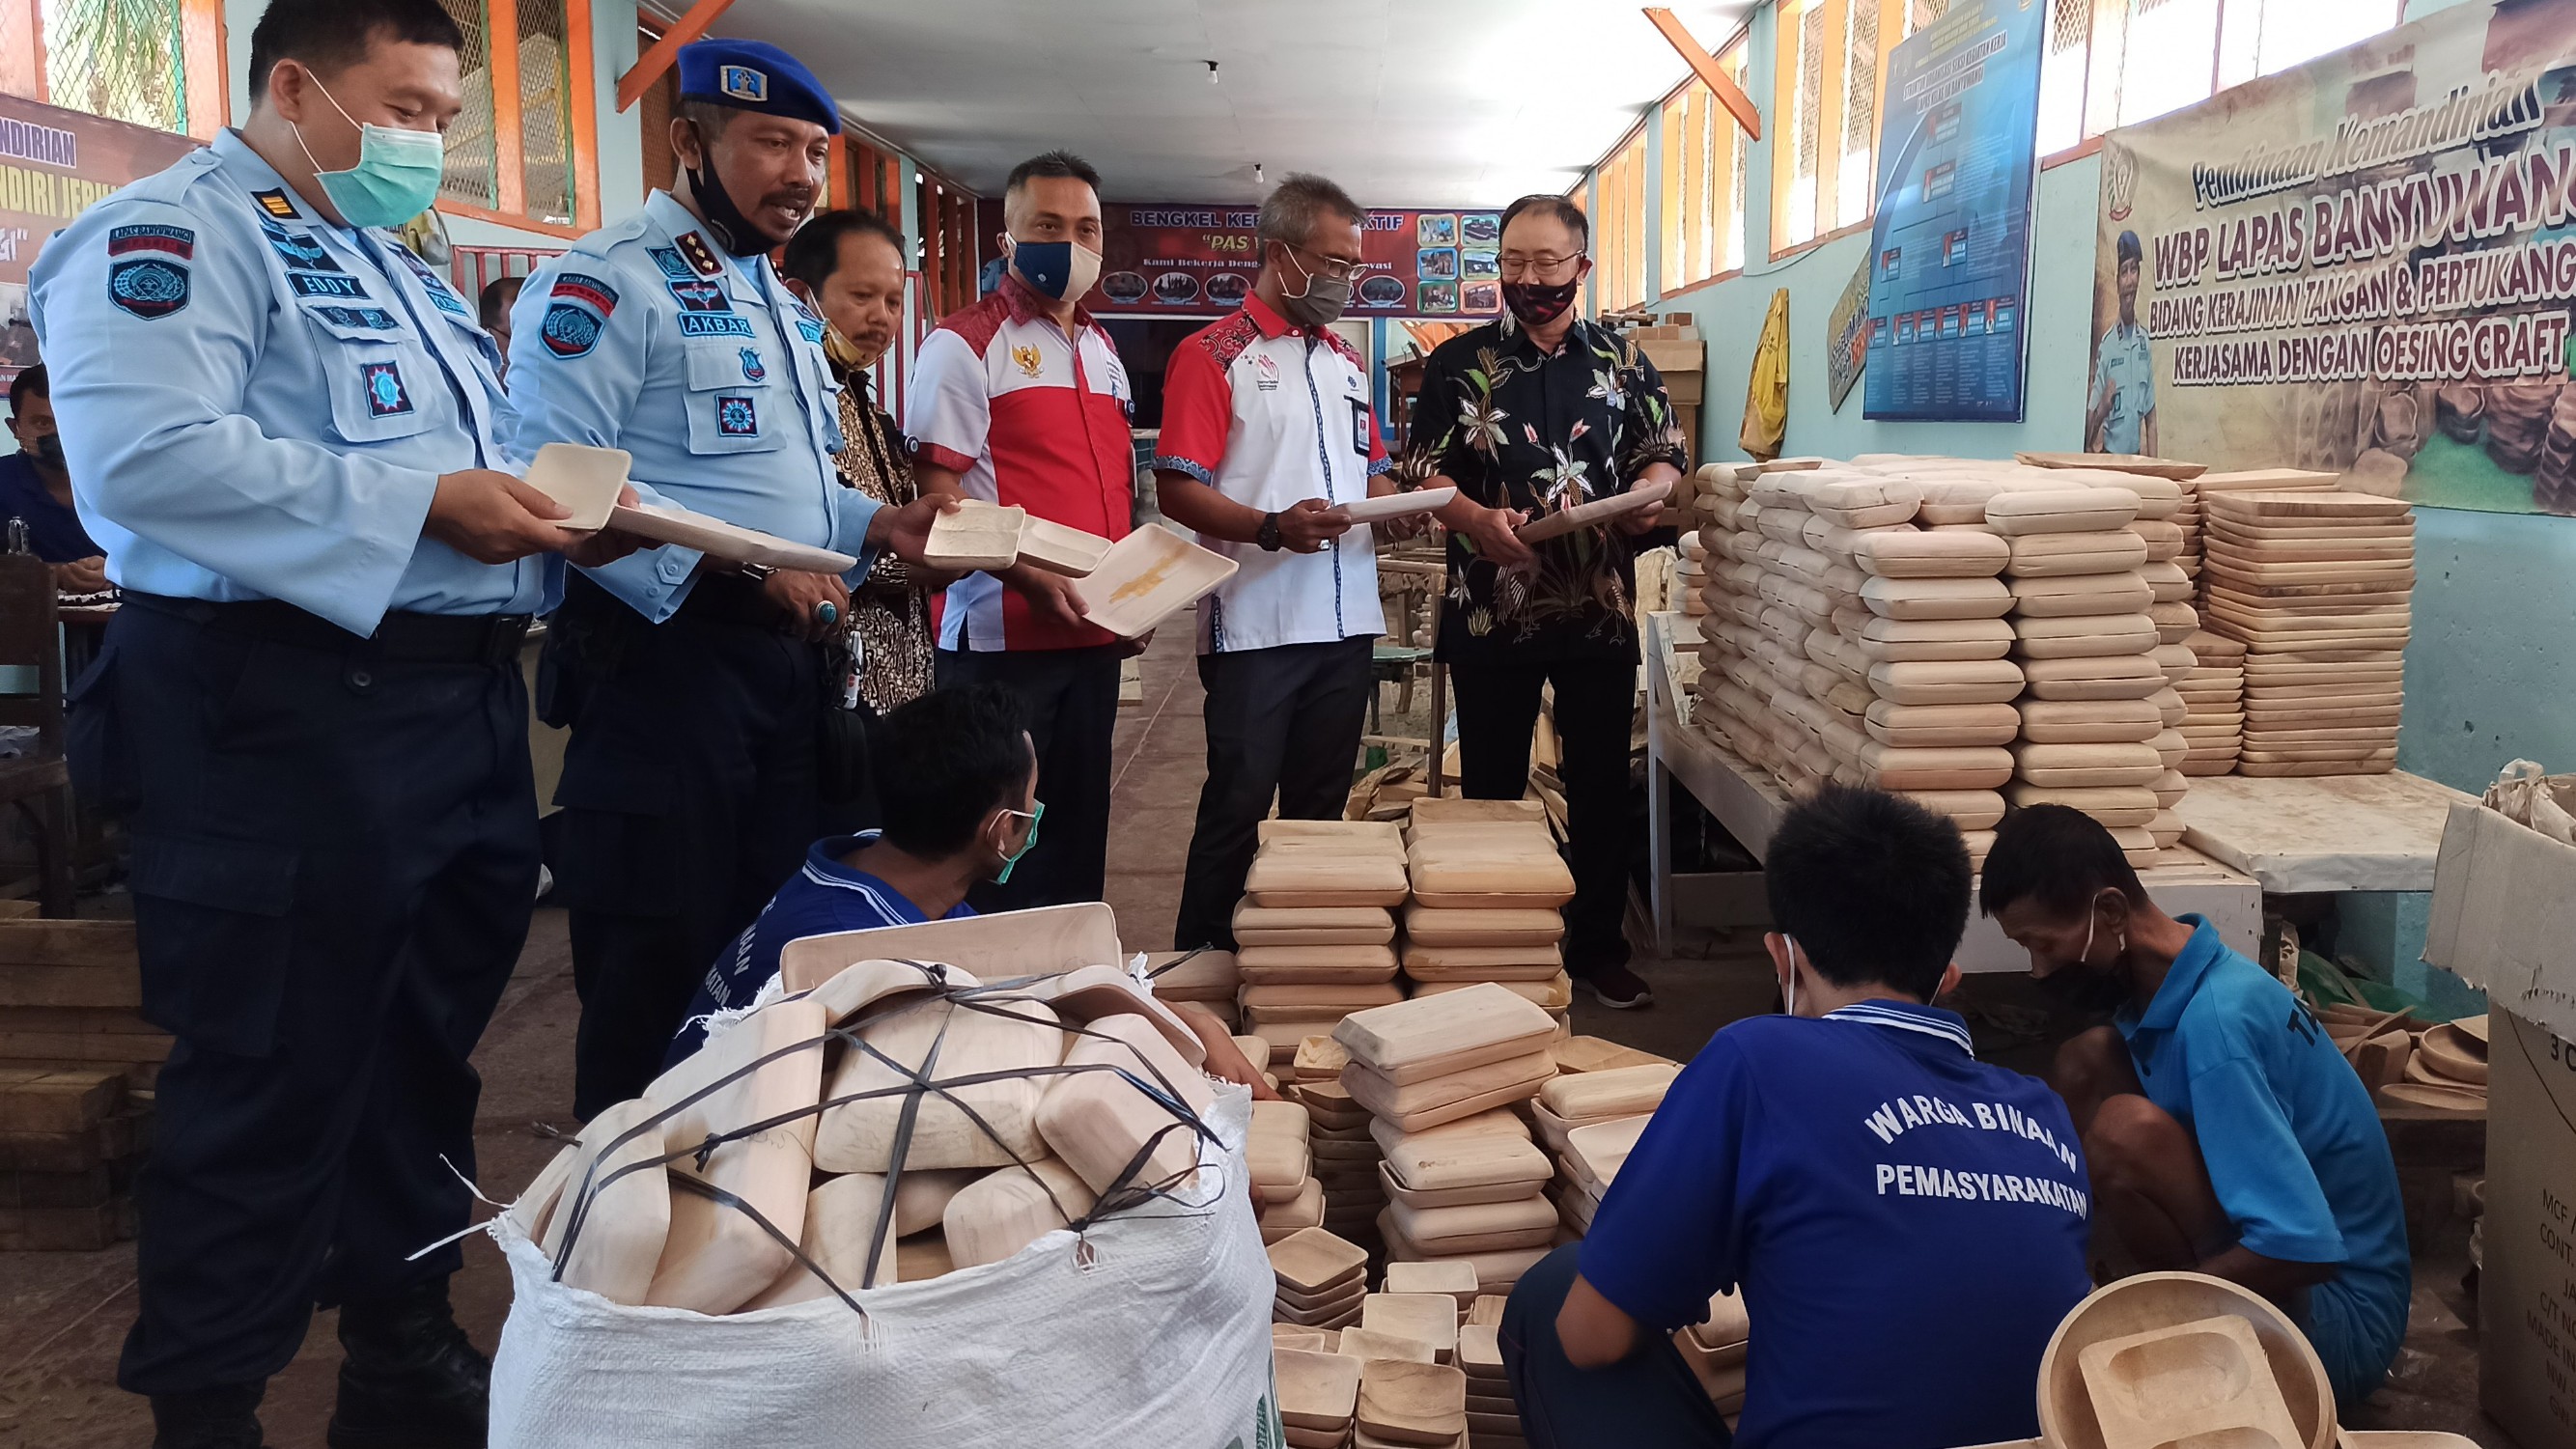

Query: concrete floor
(0, 630), (2519, 1447)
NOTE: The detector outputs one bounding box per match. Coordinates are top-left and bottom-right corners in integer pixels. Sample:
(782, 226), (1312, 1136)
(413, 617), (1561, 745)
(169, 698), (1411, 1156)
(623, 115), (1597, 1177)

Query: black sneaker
(1584, 963), (1656, 1010)
(327, 1279), (490, 1449)
(150, 1383), (265, 1449)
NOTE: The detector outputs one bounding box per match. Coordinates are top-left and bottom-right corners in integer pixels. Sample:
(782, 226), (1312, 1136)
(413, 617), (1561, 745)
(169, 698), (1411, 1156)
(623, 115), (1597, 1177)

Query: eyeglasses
(1282, 241), (1363, 283)
(1498, 252), (1585, 282)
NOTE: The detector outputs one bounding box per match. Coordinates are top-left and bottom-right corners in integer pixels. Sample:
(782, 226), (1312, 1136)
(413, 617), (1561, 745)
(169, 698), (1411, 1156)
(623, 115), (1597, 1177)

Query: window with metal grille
(36, 0), (205, 135)
(1594, 128), (1648, 313)
(1837, 0), (1879, 230)
(2045, 0), (2405, 156)
(1787, 0), (1825, 247)
(436, 0), (594, 233)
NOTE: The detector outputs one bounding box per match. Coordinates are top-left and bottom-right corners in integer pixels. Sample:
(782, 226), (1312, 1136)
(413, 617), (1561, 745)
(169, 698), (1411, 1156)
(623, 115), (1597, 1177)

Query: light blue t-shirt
(2089, 320), (2154, 454)
(2115, 917), (2411, 1407)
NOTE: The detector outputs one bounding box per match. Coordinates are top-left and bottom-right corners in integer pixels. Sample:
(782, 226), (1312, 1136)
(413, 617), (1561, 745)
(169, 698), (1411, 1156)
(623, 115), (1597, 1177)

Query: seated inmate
(1981, 803), (2410, 1408)
(1503, 784), (2094, 1449)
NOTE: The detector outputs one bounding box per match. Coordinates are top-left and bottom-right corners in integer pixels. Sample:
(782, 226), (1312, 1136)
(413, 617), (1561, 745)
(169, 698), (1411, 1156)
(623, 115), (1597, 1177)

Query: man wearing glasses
(1153, 173), (1417, 954)
(1400, 195), (1688, 1010)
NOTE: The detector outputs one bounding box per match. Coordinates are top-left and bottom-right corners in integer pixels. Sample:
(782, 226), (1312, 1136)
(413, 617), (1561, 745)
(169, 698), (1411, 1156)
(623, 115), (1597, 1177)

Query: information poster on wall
(1083, 204), (1506, 318)
(2089, 0), (2576, 515)
(1861, 0), (2045, 422)
(0, 95), (198, 382)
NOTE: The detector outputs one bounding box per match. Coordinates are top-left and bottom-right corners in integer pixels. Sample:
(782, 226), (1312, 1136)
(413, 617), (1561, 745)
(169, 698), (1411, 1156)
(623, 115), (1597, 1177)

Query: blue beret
(677, 40), (840, 135)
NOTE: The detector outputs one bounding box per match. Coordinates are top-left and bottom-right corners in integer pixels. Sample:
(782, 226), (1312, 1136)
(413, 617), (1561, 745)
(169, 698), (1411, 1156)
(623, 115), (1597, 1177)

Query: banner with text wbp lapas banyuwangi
(2091, 0), (2576, 515)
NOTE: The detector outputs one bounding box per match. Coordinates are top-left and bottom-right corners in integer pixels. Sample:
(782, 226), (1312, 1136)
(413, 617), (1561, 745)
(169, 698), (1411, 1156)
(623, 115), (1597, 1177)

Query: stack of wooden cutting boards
(1402, 802), (1576, 1030)
(1337, 986), (1558, 1292)
(2176, 628), (2248, 776)
(2198, 489), (2413, 776)
(1992, 480), (2190, 868)
(1238, 821), (1413, 1065)
(0, 919), (158, 1251)
(2181, 467), (2337, 615)
(1531, 1064), (1679, 1236)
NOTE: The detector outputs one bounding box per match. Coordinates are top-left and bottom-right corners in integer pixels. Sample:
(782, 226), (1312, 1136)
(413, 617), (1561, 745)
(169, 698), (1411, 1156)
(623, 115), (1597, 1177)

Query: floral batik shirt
(1398, 313), (1690, 663)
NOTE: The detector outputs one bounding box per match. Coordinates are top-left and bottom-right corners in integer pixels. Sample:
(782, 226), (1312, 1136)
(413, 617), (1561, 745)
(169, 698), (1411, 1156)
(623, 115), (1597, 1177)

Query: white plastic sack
(489, 1087), (1280, 1449)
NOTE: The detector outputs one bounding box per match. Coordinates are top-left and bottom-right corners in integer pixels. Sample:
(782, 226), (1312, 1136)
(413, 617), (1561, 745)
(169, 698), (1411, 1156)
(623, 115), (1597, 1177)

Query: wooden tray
(1276, 1347), (1363, 1431)
(778, 902), (1121, 992)
(609, 502), (857, 573)
(1517, 481), (1672, 543)
(923, 499), (1026, 571)
(1078, 522), (1239, 638)
(2038, 1272), (2334, 1449)
(2074, 1313), (2305, 1449)
(1020, 516), (1112, 576)
(646, 997), (827, 1313)
(1400, 906), (1563, 947)
(2017, 452), (2208, 480)
(941, 1157), (1096, 1269)
(1270, 1225), (1371, 1294)
(1333, 985), (1559, 1079)
(524, 442), (630, 530)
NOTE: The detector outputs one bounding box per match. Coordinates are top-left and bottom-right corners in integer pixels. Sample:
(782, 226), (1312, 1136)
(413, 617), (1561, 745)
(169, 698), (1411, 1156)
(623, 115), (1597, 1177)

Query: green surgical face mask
(294, 76), (446, 230)
(992, 802), (1044, 885)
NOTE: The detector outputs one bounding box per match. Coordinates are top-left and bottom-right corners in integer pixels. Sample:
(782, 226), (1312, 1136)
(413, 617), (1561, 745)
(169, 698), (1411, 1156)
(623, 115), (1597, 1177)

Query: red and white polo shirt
(1153, 294), (1390, 655)
(908, 274), (1135, 652)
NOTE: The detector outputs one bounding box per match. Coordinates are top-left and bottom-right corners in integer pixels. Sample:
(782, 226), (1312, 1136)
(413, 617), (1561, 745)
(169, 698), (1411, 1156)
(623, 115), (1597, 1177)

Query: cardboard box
(2424, 796), (2576, 1043)
(2479, 1009), (2576, 1449)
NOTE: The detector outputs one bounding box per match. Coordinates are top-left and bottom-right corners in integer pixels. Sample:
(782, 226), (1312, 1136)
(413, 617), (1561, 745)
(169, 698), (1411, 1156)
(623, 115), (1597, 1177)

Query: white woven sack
(488, 1088), (1278, 1449)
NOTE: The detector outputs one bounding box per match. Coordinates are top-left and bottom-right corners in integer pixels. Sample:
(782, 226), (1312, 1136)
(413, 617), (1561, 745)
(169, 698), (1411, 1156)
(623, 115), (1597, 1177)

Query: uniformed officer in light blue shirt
(499, 38), (946, 1117)
(2088, 228), (2157, 456)
(24, 3), (644, 1445)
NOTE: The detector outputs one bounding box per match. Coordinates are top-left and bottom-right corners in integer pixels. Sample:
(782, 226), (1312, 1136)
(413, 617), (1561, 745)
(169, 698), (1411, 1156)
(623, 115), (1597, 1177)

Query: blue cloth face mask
(992, 801), (1045, 884)
(1006, 237), (1102, 301)
(294, 77), (446, 229)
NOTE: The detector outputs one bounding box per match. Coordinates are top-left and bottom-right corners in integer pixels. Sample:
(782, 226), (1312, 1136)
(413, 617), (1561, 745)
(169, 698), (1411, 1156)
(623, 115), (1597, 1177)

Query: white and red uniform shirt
(1153, 294), (1390, 655)
(908, 275), (1134, 652)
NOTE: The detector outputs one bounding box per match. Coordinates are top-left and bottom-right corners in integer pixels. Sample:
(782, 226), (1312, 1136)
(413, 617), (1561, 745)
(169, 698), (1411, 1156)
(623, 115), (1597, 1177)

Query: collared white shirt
(1153, 294), (1390, 654)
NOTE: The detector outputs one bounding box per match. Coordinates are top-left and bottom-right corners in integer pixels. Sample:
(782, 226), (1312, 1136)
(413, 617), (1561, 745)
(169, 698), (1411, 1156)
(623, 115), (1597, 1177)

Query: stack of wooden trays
(1669, 1288), (1750, 1418)
(2199, 490), (2412, 776)
(1551, 1035), (1675, 1074)
(1385, 1259), (1480, 1314)
(1276, 1344), (1364, 1447)
(1295, 1037), (1391, 1246)
(1357, 1355), (1469, 1448)
(1144, 947), (1241, 1030)
(1675, 527), (1709, 618)
(2183, 468), (2336, 610)
(1458, 1324), (1525, 1448)
(1254, 1099), (1326, 1244)
(1528, 1063), (1676, 1158)
(1554, 1115), (1647, 1238)
(1339, 988), (1555, 1292)
(1271, 1226), (1371, 1329)
(1240, 822), (1412, 1065)
(1372, 1111), (1554, 1289)
(1402, 803), (1575, 1028)
(1992, 484), (2172, 868)
(2177, 628), (2247, 776)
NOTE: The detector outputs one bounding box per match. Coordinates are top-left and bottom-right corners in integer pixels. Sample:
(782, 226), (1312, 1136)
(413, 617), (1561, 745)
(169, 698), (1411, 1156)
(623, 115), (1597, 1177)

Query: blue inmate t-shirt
(1579, 1000), (2095, 1449)
(2115, 916), (2411, 1407)
(662, 832), (972, 1068)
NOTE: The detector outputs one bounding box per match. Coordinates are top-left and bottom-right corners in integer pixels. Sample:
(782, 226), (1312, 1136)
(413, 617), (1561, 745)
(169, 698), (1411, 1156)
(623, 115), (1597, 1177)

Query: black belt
(122, 591), (532, 665)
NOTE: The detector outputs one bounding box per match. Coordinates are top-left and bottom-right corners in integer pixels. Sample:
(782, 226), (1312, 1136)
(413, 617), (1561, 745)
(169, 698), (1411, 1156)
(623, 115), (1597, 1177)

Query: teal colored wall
(1610, 0), (2576, 1009)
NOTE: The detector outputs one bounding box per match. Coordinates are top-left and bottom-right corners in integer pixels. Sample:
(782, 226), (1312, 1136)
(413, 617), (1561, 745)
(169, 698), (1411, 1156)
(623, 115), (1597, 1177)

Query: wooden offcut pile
(0, 919), (157, 1251)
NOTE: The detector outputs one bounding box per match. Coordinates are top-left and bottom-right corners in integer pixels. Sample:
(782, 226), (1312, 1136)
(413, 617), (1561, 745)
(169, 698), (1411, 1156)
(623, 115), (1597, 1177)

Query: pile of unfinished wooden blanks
(1271, 1225), (1370, 1330)
(1531, 1063), (1676, 1235)
(1554, 1113), (1645, 1242)
(1339, 985), (1560, 1290)
(516, 959), (1225, 1312)
(1401, 799), (1574, 1030)
(2176, 629), (2247, 776)
(1675, 525), (1710, 619)
(1987, 479), (2188, 870)
(2325, 1005), (2488, 1115)
(1238, 821), (1412, 1066)
(1670, 1288), (1750, 1420)
(2181, 468), (2337, 611)
(2198, 490), (2413, 776)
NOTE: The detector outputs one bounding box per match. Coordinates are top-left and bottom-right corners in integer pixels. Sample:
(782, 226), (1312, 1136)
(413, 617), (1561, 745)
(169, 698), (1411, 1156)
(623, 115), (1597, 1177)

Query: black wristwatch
(1257, 511), (1283, 552)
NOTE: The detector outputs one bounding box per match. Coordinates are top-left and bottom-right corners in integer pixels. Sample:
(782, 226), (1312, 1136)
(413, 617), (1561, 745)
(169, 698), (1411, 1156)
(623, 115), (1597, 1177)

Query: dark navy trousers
(75, 596), (538, 1395)
(1501, 1242), (1735, 1449)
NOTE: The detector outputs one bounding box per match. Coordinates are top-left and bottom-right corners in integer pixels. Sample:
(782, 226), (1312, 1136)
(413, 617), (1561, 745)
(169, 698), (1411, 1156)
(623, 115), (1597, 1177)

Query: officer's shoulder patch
(676, 232), (723, 277)
(107, 257), (188, 320)
(678, 313), (755, 338)
(252, 188), (299, 220)
(106, 224), (193, 260)
(715, 394), (759, 436)
(648, 246), (692, 281)
(541, 302), (604, 358)
(550, 272), (619, 316)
